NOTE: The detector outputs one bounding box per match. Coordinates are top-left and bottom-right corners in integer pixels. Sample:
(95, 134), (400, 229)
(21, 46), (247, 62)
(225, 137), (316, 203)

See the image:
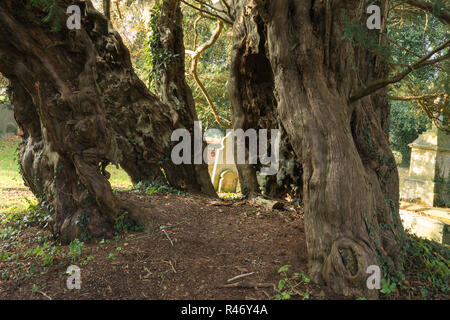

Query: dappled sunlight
(0, 138), (132, 218)
(410, 150), (436, 177)
(0, 137), (36, 216)
(106, 165), (133, 190)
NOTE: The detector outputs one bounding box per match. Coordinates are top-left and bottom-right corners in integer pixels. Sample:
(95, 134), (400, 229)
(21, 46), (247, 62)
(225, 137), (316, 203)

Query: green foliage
(113, 211), (145, 235)
(341, 10), (390, 63)
(106, 253), (116, 259)
(134, 180), (188, 196)
(68, 238), (84, 262)
(29, 0), (63, 32)
(389, 101), (430, 166)
(386, 2), (448, 164)
(182, 5), (232, 130)
(373, 226), (449, 299)
(145, 0), (180, 89)
(80, 255), (94, 266)
(219, 192), (244, 201)
(380, 278), (397, 295)
(274, 265), (311, 300)
(22, 241), (59, 269)
(0, 199), (52, 242)
(76, 211), (92, 242)
(399, 233), (449, 299)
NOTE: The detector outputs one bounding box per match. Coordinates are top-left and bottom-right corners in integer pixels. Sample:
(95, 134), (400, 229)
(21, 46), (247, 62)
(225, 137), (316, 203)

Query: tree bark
(229, 0), (405, 297)
(228, 2), (302, 199)
(103, 0), (111, 20)
(152, 0), (217, 196)
(0, 0), (215, 242)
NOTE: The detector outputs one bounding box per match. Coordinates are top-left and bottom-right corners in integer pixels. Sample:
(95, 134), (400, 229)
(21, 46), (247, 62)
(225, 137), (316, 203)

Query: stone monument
(401, 125), (450, 207)
(0, 104), (17, 137)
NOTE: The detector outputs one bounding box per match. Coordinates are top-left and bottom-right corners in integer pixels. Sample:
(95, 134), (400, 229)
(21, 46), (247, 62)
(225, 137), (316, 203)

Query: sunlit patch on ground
(0, 137), (133, 219)
(0, 137), (37, 217)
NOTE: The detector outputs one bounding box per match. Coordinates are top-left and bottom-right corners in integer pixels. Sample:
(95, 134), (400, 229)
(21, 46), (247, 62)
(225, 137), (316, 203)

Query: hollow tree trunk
(0, 0), (215, 242)
(228, 3), (302, 199)
(230, 0), (405, 297)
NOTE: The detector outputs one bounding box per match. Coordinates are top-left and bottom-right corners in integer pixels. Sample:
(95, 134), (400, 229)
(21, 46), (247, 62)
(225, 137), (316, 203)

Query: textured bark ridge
(229, 0), (405, 297)
(0, 0), (215, 242)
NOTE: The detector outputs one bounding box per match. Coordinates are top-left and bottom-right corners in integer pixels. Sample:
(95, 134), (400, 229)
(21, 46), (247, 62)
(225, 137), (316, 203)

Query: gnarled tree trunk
(229, 0), (404, 297)
(151, 0), (216, 196)
(0, 0), (215, 242)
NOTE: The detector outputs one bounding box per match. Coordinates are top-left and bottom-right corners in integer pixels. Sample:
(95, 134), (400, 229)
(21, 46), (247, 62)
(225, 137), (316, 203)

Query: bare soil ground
(0, 191), (347, 300)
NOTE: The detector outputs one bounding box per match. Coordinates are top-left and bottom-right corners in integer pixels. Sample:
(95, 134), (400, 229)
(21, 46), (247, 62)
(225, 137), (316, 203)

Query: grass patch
(0, 137), (34, 214)
(107, 164), (133, 189)
(0, 137), (133, 215)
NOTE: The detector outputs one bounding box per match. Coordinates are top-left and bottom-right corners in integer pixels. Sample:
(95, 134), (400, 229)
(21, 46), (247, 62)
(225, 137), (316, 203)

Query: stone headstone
(0, 105), (17, 137)
(218, 170), (239, 193)
(208, 132), (240, 192)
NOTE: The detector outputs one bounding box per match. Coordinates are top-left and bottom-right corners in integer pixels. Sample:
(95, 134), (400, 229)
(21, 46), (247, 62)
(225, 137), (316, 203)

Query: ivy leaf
(281, 292), (291, 300)
(278, 264), (291, 273)
(278, 279), (286, 291)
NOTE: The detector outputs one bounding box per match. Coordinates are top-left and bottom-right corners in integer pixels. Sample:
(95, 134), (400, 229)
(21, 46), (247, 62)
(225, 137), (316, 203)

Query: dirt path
(0, 192), (344, 300)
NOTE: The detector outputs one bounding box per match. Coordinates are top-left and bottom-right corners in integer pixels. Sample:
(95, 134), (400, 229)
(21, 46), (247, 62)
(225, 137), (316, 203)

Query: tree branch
(186, 19), (232, 128)
(403, 0), (450, 25)
(103, 0), (111, 20)
(349, 39), (450, 103)
(388, 92), (446, 101)
(180, 0), (233, 25)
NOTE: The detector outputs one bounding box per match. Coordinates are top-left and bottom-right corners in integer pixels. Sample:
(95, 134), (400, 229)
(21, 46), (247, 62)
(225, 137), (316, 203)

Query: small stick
(227, 272), (255, 283)
(163, 260), (177, 273)
(218, 282), (274, 289)
(38, 291), (52, 300)
(163, 230), (174, 246)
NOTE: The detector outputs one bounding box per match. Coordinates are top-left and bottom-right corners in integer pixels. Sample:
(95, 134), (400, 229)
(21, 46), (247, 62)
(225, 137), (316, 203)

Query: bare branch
(180, 0), (233, 25)
(186, 19), (232, 128)
(388, 93), (446, 101)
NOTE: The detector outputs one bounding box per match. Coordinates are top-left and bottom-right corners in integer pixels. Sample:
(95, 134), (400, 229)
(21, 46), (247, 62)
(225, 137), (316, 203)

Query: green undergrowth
(274, 265), (311, 300)
(380, 232), (449, 300)
(134, 180), (189, 197)
(0, 200), (140, 289)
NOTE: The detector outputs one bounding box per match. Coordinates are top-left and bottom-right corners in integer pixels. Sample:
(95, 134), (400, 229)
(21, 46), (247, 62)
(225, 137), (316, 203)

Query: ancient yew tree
(225, 0), (404, 298)
(1, 0), (448, 297)
(0, 0), (215, 242)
